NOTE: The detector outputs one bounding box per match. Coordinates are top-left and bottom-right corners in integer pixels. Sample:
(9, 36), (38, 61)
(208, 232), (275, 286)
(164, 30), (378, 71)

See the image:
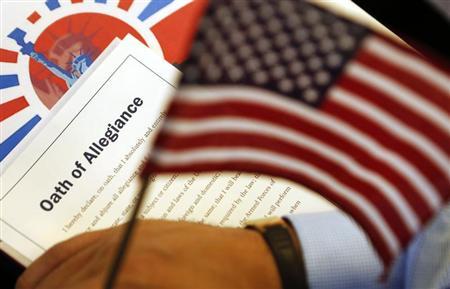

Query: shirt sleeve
(390, 202), (450, 289)
(285, 203), (450, 289)
(285, 210), (386, 289)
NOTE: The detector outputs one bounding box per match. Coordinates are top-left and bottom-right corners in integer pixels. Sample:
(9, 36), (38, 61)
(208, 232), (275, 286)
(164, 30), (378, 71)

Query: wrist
(227, 227), (282, 289)
(248, 229), (284, 289)
(246, 217), (308, 289)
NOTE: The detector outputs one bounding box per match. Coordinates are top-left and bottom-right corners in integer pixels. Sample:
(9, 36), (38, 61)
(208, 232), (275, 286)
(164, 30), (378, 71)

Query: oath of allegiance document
(0, 35), (180, 265)
(0, 35), (335, 266)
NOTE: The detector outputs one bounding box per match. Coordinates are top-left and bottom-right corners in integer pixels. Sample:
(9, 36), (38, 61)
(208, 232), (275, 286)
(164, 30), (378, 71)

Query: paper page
(141, 172), (336, 227)
(1, 35), (179, 264)
(1, 35), (335, 266)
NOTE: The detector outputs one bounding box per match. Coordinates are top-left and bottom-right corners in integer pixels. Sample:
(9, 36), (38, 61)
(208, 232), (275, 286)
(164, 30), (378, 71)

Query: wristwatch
(246, 217), (308, 289)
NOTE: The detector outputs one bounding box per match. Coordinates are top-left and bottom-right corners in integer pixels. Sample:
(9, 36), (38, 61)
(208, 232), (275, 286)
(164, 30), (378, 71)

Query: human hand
(16, 220), (281, 289)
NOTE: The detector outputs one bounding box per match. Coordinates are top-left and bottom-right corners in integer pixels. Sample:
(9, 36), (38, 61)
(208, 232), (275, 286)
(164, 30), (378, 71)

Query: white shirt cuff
(285, 210), (385, 289)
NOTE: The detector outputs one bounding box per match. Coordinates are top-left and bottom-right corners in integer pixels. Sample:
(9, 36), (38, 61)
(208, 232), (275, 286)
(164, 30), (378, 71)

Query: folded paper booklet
(0, 35), (335, 266)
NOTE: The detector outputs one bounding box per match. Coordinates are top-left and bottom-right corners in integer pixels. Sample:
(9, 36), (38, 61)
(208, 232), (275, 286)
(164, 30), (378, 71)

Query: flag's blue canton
(181, 0), (368, 107)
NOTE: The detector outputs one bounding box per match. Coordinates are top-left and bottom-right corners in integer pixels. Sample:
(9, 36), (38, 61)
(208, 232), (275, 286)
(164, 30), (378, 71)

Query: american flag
(146, 0), (450, 267)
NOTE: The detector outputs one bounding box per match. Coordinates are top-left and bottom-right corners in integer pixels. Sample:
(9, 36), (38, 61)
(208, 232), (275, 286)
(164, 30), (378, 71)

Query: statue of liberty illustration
(8, 28), (93, 88)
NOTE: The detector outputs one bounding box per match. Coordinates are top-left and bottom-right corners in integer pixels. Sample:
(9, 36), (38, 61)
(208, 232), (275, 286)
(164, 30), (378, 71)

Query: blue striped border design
(0, 115), (41, 162)
(138, 0), (174, 21)
(45, 0), (61, 11)
(0, 75), (19, 89)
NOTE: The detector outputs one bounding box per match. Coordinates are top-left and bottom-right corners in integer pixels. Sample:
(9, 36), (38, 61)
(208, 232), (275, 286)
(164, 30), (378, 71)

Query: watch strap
(246, 217), (308, 289)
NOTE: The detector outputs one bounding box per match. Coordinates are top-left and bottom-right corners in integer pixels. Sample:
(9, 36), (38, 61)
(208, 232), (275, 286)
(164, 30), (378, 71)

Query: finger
(16, 229), (110, 289)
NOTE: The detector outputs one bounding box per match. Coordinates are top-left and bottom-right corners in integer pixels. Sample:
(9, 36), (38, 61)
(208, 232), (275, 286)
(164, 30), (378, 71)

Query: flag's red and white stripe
(149, 35), (450, 267)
